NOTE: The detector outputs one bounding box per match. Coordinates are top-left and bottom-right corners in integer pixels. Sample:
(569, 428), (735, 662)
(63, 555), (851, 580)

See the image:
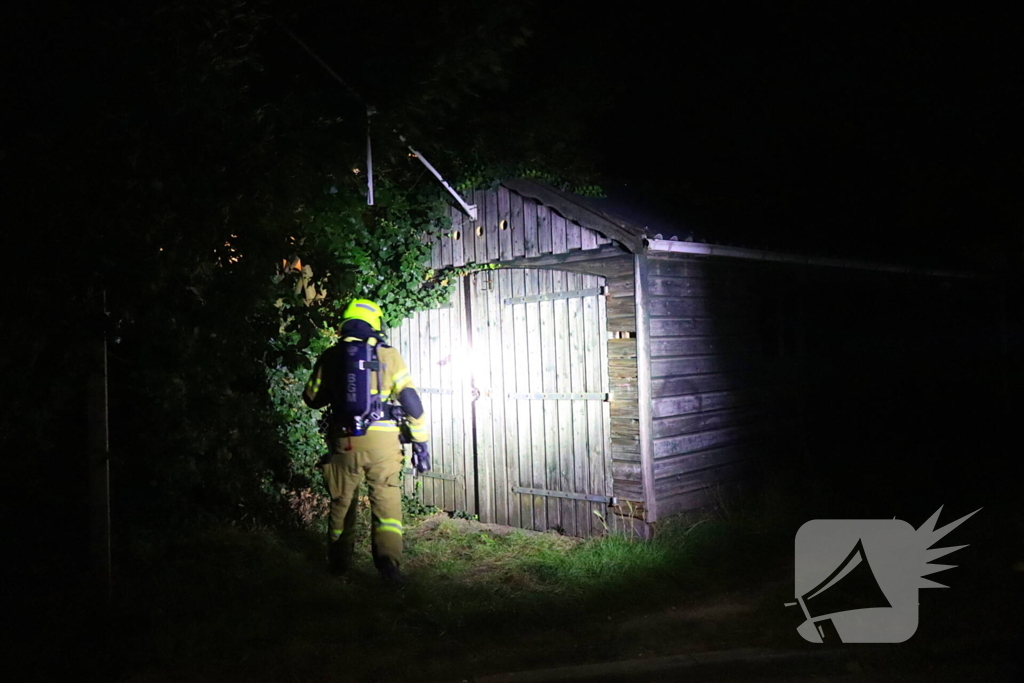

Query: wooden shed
(388, 179), (1000, 537)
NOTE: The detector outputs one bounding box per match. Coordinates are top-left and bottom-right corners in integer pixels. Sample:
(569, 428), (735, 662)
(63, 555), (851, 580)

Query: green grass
(106, 497), (803, 683)
(100, 477), (1022, 683)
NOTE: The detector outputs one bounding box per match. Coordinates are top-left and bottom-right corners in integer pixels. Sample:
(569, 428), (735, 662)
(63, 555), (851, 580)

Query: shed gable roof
(501, 179), (646, 254)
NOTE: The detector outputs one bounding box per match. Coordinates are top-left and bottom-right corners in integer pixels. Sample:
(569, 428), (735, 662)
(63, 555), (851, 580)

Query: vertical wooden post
(463, 276), (482, 518)
(88, 289), (111, 603)
(633, 253), (658, 525)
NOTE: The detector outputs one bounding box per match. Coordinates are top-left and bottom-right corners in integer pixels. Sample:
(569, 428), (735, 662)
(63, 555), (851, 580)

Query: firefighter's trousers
(322, 434), (404, 568)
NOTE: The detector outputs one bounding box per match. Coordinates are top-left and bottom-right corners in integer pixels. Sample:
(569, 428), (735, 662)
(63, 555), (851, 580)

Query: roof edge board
(502, 178), (646, 254)
(645, 239), (985, 280)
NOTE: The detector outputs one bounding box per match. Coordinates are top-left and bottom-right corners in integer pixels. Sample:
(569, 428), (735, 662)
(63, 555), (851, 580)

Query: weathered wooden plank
(650, 354), (761, 378)
(653, 405), (765, 440)
(581, 225), (598, 251)
(607, 339), (637, 359)
(494, 245), (631, 273)
(460, 202), (476, 266)
(568, 286), (589, 534)
(649, 254), (752, 278)
(652, 444), (751, 479)
(430, 234), (441, 269)
(449, 284), (467, 513)
(634, 253), (657, 522)
(595, 232), (611, 245)
(435, 306), (450, 508)
(609, 374), (637, 388)
(525, 270), (546, 530)
(489, 270), (509, 526)
(408, 313), (426, 500)
(607, 276), (635, 297)
(597, 272), (614, 529)
(607, 322), (637, 334)
(499, 268), (521, 527)
(523, 197), (539, 258)
(438, 307), (454, 509)
(472, 272), (494, 522)
(511, 269), (533, 528)
(612, 479), (644, 500)
(612, 442), (641, 457)
(486, 190), (500, 262)
(610, 416), (639, 436)
(610, 401), (640, 419)
(551, 212), (568, 255)
(441, 221), (454, 270)
(474, 190), (489, 265)
(655, 460), (754, 498)
(652, 372), (755, 398)
(537, 205), (552, 254)
(651, 388), (763, 419)
(447, 306), (463, 509)
(648, 275), (758, 300)
(552, 270), (574, 535)
(501, 178), (646, 254)
(612, 461), (643, 481)
(451, 204), (466, 268)
(656, 488), (719, 518)
(606, 297), (636, 316)
(566, 217), (582, 251)
(497, 186), (513, 261)
(461, 281), (478, 514)
(540, 270), (560, 530)
(423, 307), (440, 506)
(653, 422), (769, 458)
(608, 357), (637, 369)
(408, 309), (425, 504)
(648, 296), (758, 319)
(650, 336), (759, 358)
(609, 369), (638, 386)
(510, 192), (525, 258)
(606, 319), (637, 333)
(582, 273), (604, 535)
(649, 317), (757, 338)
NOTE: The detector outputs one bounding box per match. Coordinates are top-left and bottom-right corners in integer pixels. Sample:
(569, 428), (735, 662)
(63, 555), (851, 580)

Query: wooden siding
(646, 255), (774, 519)
(432, 187), (613, 270)
(392, 267), (614, 537)
(603, 266), (644, 506)
(388, 285), (475, 513)
(469, 268), (612, 536)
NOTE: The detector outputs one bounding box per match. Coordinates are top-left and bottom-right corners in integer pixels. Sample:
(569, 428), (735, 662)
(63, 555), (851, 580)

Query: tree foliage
(6, 0), (599, 531)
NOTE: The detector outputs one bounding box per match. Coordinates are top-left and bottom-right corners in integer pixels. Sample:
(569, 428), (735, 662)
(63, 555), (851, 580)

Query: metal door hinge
(403, 468), (459, 481)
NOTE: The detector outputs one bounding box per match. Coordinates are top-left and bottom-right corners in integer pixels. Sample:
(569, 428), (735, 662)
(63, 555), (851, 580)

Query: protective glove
(411, 442), (431, 474)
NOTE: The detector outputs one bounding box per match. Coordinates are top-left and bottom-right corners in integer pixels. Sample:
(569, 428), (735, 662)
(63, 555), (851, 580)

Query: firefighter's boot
(327, 539), (354, 576)
(377, 558), (405, 588)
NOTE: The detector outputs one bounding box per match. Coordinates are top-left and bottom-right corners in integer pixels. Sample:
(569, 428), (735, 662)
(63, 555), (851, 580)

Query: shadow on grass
(99, 491), (803, 682)
(95, 468), (1021, 683)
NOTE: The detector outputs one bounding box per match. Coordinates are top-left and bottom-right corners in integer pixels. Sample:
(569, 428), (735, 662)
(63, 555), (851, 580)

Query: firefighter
(302, 299), (430, 584)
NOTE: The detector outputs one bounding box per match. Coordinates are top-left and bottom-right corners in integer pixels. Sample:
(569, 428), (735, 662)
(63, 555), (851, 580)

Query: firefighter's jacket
(302, 337), (430, 444)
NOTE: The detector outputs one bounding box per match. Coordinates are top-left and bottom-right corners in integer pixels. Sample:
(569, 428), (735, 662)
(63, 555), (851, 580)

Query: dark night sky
(501, 3), (1022, 270)
(4, 2), (1020, 271)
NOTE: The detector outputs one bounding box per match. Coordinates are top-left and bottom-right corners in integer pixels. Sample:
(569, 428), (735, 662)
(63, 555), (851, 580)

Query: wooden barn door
(469, 268), (613, 537)
(387, 285), (476, 516)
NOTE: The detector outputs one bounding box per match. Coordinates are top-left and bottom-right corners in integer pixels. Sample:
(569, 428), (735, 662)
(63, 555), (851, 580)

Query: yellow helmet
(342, 299), (383, 331)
